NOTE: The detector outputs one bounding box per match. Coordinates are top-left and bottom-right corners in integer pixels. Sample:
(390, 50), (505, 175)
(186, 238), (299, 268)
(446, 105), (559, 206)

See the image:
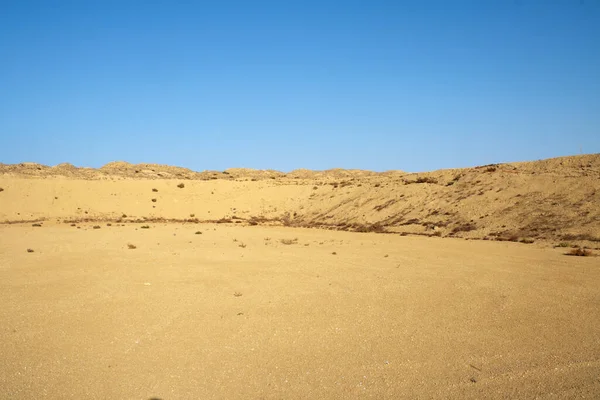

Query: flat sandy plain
(1, 155), (599, 399)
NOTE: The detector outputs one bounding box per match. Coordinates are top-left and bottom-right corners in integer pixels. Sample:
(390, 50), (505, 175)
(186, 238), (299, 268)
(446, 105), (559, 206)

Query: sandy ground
(1, 223), (599, 399)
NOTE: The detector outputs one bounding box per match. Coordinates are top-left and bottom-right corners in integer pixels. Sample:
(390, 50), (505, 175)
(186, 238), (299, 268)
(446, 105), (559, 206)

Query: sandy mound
(1, 154), (599, 246)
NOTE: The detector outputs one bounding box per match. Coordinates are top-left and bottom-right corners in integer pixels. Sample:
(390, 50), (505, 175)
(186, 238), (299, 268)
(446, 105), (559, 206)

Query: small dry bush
(127, 243), (137, 249)
(93, 225), (101, 229)
(280, 238), (298, 245)
(565, 248), (592, 257)
(353, 223), (386, 233)
(177, 183), (185, 188)
(561, 233), (600, 242)
(451, 223), (476, 234)
(141, 225), (150, 229)
(152, 188), (158, 192)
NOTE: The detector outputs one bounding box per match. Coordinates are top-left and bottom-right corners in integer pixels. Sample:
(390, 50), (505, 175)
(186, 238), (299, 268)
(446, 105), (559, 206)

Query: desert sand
(1, 154), (599, 399)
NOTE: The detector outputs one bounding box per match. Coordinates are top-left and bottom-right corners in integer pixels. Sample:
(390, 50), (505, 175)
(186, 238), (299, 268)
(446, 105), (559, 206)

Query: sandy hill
(1, 154), (599, 246)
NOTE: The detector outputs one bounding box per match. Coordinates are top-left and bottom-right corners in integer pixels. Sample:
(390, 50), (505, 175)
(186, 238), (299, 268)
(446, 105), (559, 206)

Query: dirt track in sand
(1, 223), (599, 399)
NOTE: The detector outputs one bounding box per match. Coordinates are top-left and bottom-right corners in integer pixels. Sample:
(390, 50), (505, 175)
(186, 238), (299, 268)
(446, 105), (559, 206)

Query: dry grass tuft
(152, 188), (158, 192)
(93, 225), (101, 229)
(177, 183), (185, 188)
(141, 225), (150, 229)
(280, 238), (298, 245)
(27, 248), (34, 253)
(127, 243), (137, 249)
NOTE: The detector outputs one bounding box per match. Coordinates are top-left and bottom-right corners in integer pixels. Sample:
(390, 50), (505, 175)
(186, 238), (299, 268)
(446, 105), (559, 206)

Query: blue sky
(1, 1), (598, 172)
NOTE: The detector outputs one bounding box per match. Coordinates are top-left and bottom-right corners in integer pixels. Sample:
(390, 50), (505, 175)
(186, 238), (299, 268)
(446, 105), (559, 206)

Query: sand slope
(1, 154), (599, 246)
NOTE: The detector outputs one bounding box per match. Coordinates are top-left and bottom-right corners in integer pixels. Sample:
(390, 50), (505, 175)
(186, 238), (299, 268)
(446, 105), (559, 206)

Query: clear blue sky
(1, 1), (598, 172)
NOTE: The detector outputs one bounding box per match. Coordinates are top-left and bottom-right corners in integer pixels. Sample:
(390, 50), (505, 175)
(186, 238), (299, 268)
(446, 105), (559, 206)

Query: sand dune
(1, 154), (599, 399)
(1, 154), (599, 246)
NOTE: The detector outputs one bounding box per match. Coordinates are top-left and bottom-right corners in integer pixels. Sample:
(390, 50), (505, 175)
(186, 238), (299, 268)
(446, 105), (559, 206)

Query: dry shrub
(27, 248), (34, 253)
(141, 225), (150, 229)
(93, 225), (101, 229)
(565, 248), (592, 257)
(353, 223), (386, 233)
(561, 233), (600, 242)
(280, 238), (298, 245)
(152, 188), (158, 192)
(127, 243), (137, 249)
(451, 223), (477, 234)
(177, 183), (185, 188)
(407, 177), (438, 185)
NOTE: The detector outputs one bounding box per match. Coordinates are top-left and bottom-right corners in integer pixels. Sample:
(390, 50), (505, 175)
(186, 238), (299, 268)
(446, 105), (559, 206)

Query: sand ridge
(1, 154), (599, 247)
